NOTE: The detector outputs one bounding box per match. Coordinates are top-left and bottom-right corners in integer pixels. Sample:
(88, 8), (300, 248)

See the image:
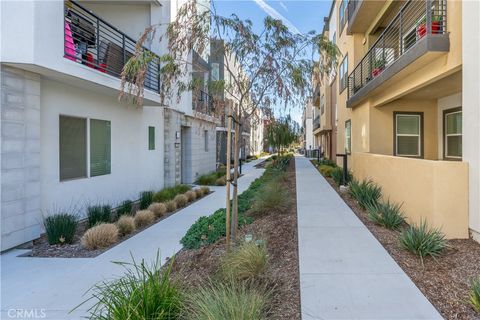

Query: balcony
(313, 115), (320, 131)
(347, 0), (386, 34)
(347, 0), (449, 108)
(193, 90), (214, 116)
(64, 1), (160, 93)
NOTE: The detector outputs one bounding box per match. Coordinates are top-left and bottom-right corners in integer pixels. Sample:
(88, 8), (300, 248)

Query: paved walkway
(1, 159), (265, 320)
(295, 156), (442, 320)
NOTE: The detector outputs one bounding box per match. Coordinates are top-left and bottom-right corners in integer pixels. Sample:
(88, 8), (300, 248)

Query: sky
(214, 0), (332, 123)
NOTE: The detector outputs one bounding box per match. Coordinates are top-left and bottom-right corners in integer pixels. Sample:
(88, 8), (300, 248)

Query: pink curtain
(64, 21), (76, 61)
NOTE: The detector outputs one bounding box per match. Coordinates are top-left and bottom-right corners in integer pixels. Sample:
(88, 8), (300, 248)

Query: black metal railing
(348, 0), (447, 99)
(193, 90), (214, 115)
(64, 0), (160, 92)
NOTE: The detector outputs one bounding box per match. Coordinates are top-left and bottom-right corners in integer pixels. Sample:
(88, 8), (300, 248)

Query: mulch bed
(169, 159), (301, 320)
(24, 192), (214, 259)
(313, 163), (480, 320)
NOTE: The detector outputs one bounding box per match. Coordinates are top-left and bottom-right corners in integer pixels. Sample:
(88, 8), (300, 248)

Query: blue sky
(214, 0), (332, 123)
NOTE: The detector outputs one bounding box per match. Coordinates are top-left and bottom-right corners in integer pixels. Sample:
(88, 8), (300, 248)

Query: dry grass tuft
(200, 186), (210, 195)
(134, 210), (155, 228)
(220, 241), (268, 281)
(165, 200), (177, 212)
(195, 188), (204, 198)
(215, 176), (226, 186)
(148, 202), (167, 218)
(117, 215), (135, 235)
(185, 190), (197, 202)
(174, 194), (188, 208)
(81, 223), (119, 250)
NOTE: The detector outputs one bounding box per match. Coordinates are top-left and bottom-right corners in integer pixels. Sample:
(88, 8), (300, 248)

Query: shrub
(134, 210), (155, 228)
(117, 215), (135, 235)
(200, 186), (210, 195)
(117, 200), (133, 216)
(174, 184), (191, 194)
(87, 205), (112, 227)
(399, 220), (446, 263)
(165, 200), (177, 212)
(148, 202), (167, 218)
(251, 181), (290, 215)
(152, 185), (192, 203)
(220, 241), (268, 281)
(185, 190), (197, 202)
(319, 158), (337, 167)
(330, 167), (352, 186)
(348, 179), (382, 209)
(215, 176), (227, 186)
(174, 194), (188, 208)
(80, 254), (183, 319)
(139, 191), (154, 210)
(470, 276), (480, 313)
(81, 223), (119, 250)
(187, 281), (269, 320)
(367, 200), (405, 230)
(44, 213), (78, 245)
(181, 208), (252, 249)
(195, 188), (204, 198)
(197, 170), (225, 185)
(319, 165), (335, 177)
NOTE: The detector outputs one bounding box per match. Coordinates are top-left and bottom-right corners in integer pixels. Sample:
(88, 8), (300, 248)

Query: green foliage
(87, 205), (112, 227)
(367, 200), (405, 230)
(44, 213), (78, 245)
(271, 154), (292, 171)
(319, 165), (335, 177)
(186, 281), (269, 320)
(330, 167), (352, 186)
(139, 191), (154, 210)
(197, 170), (226, 186)
(348, 179), (382, 209)
(153, 185), (192, 203)
(80, 253), (183, 320)
(267, 116), (299, 153)
(251, 180), (290, 215)
(470, 276), (480, 313)
(399, 220), (446, 263)
(117, 200), (133, 216)
(220, 241), (268, 281)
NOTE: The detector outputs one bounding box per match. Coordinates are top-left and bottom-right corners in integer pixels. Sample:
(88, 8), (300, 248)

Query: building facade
(0, 0), (216, 251)
(315, 0), (479, 241)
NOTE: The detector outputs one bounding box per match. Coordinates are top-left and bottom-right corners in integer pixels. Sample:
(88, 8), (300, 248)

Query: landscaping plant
(399, 220), (446, 264)
(134, 210), (155, 228)
(185, 190), (197, 202)
(215, 176), (227, 186)
(153, 185), (192, 203)
(196, 170), (226, 186)
(87, 204), (112, 228)
(348, 179), (382, 209)
(81, 223), (119, 250)
(186, 281), (269, 320)
(200, 186), (210, 196)
(44, 213), (78, 245)
(174, 194), (188, 208)
(165, 200), (177, 212)
(367, 200), (405, 230)
(194, 188), (204, 198)
(330, 167), (352, 186)
(117, 215), (135, 235)
(148, 202), (167, 218)
(220, 241), (268, 281)
(78, 253), (183, 320)
(139, 191), (154, 210)
(251, 181), (290, 215)
(319, 165), (335, 177)
(117, 200), (133, 216)
(470, 276), (480, 313)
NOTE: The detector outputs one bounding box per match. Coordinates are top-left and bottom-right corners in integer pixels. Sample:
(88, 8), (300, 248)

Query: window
(339, 54), (348, 93)
(204, 130), (209, 152)
(345, 120), (351, 154)
(90, 119), (111, 177)
(339, 0), (348, 34)
(59, 116), (87, 181)
(148, 126), (155, 150)
(211, 63), (220, 81)
(394, 113), (423, 157)
(320, 94), (325, 114)
(444, 108), (462, 159)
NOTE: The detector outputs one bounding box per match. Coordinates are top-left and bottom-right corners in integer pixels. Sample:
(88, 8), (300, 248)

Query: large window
(345, 120), (351, 154)
(59, 116), (87, 181)
(339, 54), (348, 93)
(90, 119), (111, 177)
(394, 112), (423, 157)
(444, 108), (462, 159)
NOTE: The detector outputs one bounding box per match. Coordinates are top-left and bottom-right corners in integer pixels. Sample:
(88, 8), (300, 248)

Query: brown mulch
(314, 163), (480, 320)
(25, 192), (214, 258)
(169, 159), (301, 320)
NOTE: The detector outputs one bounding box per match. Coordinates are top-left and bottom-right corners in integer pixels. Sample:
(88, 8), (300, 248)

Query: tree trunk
(231, 106), (240, 239)
(225, 103), (232, 250)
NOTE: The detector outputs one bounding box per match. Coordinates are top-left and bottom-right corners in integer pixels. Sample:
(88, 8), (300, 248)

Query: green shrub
(174, 184), (191, 194)
(153, 185), (191, 203)
(80, 253), (183, 320)
(251, 181), (290, 215)
(330, 167), (352, 186)
(319, 165), (335, 177)
(117, 200), (133, 216)
(271, 154), (292, 171)
(399, 220), (446, 263)
(139, 191), (154, 210)
(186, 281), (269, 320)
(348, 179), (382, 209)
(320, 158), (337, 167)
(470, 276), (480, 313)
(220, 241), (268, 281)
(87, 205), (112, 227)
(44, 213), (78, 245)
(197, 170), (225, 185)
(367, 200), (405, 230)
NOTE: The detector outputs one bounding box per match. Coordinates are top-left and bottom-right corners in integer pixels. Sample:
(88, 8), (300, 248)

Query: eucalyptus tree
(120, 0), (340, 245)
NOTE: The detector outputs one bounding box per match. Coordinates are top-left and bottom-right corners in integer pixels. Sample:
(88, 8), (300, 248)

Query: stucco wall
(352, 152), (469, 239)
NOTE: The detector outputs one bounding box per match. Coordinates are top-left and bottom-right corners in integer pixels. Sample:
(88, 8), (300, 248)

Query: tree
(266, 115), (299, 154)
(120, 0), (340, 247)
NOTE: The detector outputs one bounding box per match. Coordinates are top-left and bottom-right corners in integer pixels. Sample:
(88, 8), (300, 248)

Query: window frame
(339, 54), (348, 93)
(443, 107), (462, 161)
(59, 115), (88, 182)
(345, 119), (351, 155)
(204, 130), (209, 152)
(89, 118), (111, 177)
(148, 126), (155, 150)
(393, 112), (424, 158)
(339, 0), (348, 35)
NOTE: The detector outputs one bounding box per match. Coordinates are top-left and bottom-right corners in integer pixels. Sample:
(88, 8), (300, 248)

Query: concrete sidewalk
(1, 159), (265, 320)
(295, 156), (442, 320)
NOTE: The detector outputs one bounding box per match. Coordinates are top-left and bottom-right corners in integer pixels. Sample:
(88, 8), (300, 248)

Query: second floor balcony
(193, 90), (214, 116)
(313, 115), (321, 131)
(347, 0), (449, 107)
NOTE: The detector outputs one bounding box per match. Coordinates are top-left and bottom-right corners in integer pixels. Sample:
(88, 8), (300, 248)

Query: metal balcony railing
(348, 0), (447, 99)
(64, 0), (160, 93)
(193, 90), (214, 115)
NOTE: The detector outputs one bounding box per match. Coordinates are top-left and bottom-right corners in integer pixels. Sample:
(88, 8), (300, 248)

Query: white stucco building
(302, 100), (314, 152)
(0, 0), (216, 251)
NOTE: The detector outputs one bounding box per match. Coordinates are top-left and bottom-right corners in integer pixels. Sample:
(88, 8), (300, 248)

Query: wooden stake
(231, 104), (240, 239)
(225, 102), (232, 250)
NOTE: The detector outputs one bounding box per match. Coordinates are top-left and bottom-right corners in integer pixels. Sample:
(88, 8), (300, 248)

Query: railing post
(96, 18), (100, 65)
(426, 0), (432, 35)
(122, 34), (126, 67)
(399, 10), (403, 55)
